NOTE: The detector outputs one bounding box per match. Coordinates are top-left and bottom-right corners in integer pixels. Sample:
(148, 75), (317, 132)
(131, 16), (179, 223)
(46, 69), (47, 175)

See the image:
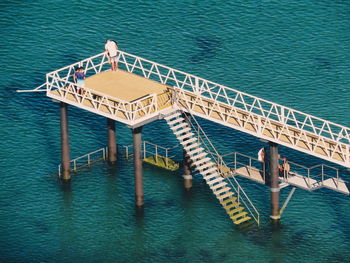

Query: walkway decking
(85, 70), (168, 102)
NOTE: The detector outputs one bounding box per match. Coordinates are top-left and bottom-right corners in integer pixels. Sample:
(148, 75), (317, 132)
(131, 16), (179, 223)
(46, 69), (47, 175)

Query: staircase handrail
(173, 89), (260, 225)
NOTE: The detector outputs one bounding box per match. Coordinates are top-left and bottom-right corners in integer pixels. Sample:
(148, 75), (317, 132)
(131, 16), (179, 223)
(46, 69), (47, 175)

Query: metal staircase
(164, 110), (260, 225)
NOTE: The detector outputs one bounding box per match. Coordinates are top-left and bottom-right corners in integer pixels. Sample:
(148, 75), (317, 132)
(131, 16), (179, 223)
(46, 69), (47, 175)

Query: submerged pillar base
(270, 214), (281, 220)
(183, 174), (193, 190)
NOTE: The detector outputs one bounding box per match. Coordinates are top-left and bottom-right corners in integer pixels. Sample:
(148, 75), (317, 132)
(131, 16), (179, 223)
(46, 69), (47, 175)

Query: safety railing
(222, 152), (266, 182)
(122, 141), (180, 170)
(218, 149), (349, 194)
(58, 147), (107, 177)
(181, 109), (260, 225)
(116, 51), (350, 165)
(45, 75), (172, 123)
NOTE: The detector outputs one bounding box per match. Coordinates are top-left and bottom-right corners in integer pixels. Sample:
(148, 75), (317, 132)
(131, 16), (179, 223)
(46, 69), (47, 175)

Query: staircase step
(178, 133), (195, 141)
(233, 216), (251, 225)
(227, 206), (244, 216)
(170, 122), (188, 130)
(174, 127), (191, 136)
(196, 161), (215, 170)
(188, 147), (205, 156)
(201, 167), (218, 175)
(207, 177), (224, 185)
(219, 192), (234, 200)
(223, 202), (240, 210)
(192, 157), (211, 167)
(210, 182), (227, 191)
(220, 197), (237, 206)
(204, 172), (219, 181)
(230, 212), (248, 221)
(191, 152), (207, 160)
(213, 187), (231, 196)
(164, 112), (181, 121)
(167, 118), (183, 126)
(184, 143), (200, 151)
(180, 137), (197, 146)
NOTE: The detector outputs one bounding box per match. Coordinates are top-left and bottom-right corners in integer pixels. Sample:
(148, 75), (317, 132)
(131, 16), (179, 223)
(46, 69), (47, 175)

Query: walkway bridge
(23, 50), (350, 225)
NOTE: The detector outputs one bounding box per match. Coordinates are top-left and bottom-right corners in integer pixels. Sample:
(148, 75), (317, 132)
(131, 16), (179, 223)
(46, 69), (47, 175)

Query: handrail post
(125, 146), (128, 159)
(143, 141), (146, 159)
(165, 149), (168, 168)
(321, 164), (324, 184)
(73, 160), (77, 172)
(234, 152), (237, 172)
(88, 154), (90, 166)
(307, 168), (310, 187)
(238, 187), (240, 202)
(155, 145), (158, 164)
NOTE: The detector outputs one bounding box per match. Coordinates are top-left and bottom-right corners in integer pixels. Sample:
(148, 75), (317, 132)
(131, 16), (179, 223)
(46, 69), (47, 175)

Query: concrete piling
(183, 150), (192, 190)
(107, 118), (117, 163)
(269, 142), (280, 220)
(60, 102), (71, 181)
(133, 127), (144, 207)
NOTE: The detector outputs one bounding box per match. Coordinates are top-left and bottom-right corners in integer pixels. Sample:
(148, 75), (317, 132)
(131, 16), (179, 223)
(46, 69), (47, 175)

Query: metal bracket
(280, 187), (296, 216)
(16, 82), (47, 93)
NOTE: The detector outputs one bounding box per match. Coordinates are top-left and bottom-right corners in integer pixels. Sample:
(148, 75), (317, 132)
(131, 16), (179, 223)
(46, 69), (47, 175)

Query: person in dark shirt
(73, 67), (86, 94)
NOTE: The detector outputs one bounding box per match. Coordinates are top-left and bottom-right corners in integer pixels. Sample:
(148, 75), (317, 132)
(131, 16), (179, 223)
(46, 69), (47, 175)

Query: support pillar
(60, 102), (71, 181)
(269, 142), (280, 220)
(182, 112), (192, 189)
(107, 118), (117, 163)
(183, 150), (192, 190)
(133, 127), (144, 207)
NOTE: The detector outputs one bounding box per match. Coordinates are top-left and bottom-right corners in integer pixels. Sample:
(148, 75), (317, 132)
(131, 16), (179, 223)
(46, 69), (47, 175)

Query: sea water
(0, 1), (349, 262)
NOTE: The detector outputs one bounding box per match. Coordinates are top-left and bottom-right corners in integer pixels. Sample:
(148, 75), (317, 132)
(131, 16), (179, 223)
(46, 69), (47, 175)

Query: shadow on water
(59, 180), (73, 206)
(313, 57), (332, 71)
(189, 36), (222, 63)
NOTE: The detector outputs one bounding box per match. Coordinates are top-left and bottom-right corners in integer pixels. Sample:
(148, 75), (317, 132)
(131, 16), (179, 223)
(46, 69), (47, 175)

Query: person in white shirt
(258, 147), (266, 176)
(105, 40), (119, 71)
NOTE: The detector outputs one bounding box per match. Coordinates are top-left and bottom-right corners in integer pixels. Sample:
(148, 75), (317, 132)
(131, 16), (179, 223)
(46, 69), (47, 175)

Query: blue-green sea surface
(0, 1), (349, 262)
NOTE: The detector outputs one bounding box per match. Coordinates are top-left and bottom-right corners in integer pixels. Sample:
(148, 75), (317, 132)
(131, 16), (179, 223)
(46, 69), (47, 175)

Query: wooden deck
(85, 70), (169, 102)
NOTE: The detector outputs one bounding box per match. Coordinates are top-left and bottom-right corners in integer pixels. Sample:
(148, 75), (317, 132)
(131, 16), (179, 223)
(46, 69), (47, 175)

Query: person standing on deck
(282, 157), (291, 179)
(258, 147), (266, 176)
(105, 40), (119, 71)
(73, 66), (86, 94)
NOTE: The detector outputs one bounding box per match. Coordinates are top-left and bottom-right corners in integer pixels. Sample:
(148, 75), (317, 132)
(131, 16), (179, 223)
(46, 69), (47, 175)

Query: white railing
(219, 150), (349, 194)
(123, 141), (180, 170)
(58, 147), (107, 177)
(222, 152), (267, 182)
(45, 50), (350, 167)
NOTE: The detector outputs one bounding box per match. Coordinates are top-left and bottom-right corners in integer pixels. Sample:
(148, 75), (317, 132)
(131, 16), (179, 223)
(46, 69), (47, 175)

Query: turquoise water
(1, 1), (350, 262)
